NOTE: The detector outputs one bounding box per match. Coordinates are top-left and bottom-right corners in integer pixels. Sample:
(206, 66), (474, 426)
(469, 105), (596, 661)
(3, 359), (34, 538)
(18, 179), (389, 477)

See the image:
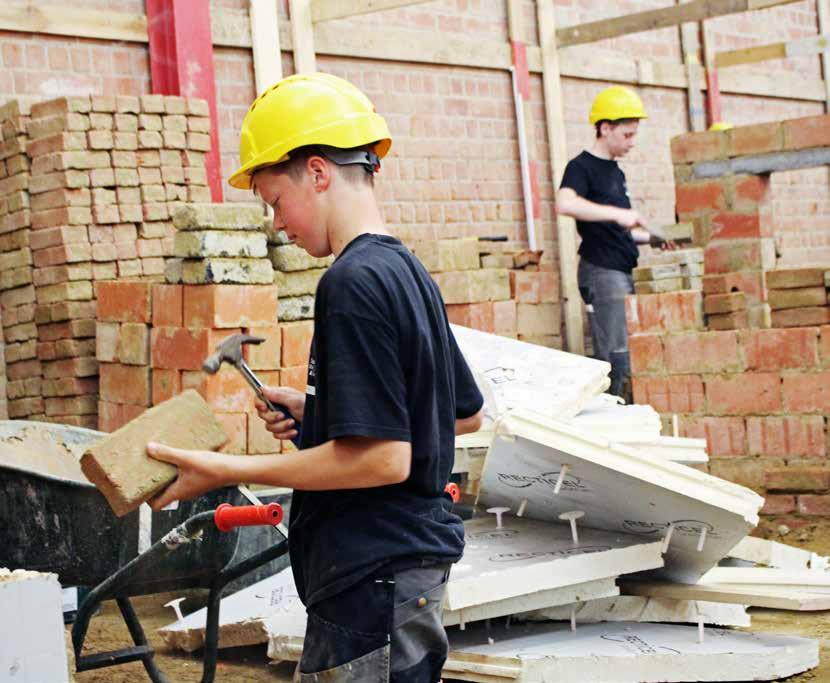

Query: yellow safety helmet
(708, 121), (733, 131)
(228, 72), (392, 190)
(589, 86), (648, 125)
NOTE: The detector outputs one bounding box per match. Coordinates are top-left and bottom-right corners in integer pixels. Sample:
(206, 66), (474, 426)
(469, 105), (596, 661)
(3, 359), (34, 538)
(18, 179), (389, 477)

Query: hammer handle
(238, 360), (303, 449)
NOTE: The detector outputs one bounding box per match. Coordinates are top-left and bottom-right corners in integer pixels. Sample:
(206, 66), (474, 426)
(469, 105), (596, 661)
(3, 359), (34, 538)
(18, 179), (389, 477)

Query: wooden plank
(0, 3), (147, 42)
(250, 0), (283, 95)
(555, 0), (802, 49)
(715, 41), (787, 68)
(537, 0), (584, 355)
(311, 0), (434, 23)
(679, 18), (706, 131)
(818, 0), (830, 110)
(289, 0), (316, 73)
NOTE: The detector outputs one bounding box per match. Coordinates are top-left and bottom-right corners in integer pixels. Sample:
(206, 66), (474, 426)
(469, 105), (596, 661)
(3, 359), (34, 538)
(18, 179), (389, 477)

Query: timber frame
(3, 0), (828, 353)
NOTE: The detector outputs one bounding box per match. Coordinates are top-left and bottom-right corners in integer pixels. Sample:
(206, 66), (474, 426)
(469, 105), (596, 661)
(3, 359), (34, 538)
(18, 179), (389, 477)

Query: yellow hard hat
(228, 72), (392, 190)
(589, 86), (648, 125)
(709, 121), (733, 131)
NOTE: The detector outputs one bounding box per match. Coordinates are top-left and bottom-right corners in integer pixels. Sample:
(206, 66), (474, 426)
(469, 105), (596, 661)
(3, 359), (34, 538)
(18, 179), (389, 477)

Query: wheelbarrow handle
(444, 482), (460, 503)
(214, 502), (284, 532)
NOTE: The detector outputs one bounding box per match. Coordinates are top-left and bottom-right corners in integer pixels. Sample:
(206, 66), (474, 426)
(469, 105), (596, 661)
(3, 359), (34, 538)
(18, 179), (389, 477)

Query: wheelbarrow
(0, 420), (289, 683)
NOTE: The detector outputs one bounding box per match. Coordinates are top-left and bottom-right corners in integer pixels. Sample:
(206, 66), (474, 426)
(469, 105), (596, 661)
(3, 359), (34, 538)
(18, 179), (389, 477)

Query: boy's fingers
(146, 441), (184, 464)
(149, 481), (180, 510)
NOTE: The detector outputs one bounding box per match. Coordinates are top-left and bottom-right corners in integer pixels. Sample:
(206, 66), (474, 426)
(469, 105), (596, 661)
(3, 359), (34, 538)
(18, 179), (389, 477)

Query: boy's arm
(146, 436), (411, 510)
(557, 187), (641, 229)
(456, 408), (484, 435)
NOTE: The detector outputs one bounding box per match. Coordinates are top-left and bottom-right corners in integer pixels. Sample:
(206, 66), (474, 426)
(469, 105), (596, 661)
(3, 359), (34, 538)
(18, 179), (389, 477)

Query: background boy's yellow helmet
(589, 86), (648, 125)
(229, 72), (392, 190)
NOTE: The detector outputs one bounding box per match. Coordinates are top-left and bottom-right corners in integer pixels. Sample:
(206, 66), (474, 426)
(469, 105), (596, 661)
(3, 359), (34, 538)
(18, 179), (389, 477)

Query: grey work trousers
(577, 258), (634, 399)
(296, 565), (450, 682)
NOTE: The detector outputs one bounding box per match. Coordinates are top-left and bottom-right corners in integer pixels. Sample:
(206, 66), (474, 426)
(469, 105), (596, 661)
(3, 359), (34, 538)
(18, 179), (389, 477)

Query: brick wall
(1, 0), (828, 290)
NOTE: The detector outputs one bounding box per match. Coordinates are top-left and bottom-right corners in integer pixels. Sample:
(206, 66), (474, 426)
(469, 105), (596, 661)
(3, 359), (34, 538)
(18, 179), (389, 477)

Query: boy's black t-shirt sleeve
(324, 310), (411, 442)
(560, 157), (589, 196)
(450, 330), (484, 419)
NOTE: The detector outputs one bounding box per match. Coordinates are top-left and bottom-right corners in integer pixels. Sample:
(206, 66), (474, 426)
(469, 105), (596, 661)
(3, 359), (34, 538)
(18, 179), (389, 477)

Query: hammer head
(202, 333), (265, 374)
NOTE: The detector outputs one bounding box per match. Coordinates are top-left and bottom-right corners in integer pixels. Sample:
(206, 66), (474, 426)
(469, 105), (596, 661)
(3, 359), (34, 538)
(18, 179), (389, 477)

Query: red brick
(819, 326), (830, 367)
(629, 334), (664, 375)
(183, 285), (279, 329)
(730, 174), (770, 210)
(703, 293), (746, 315)
(675, 180), (726, 215)
(509, 271), (559, 303)
(280, 321), (314, 367)
(666, 374), (705, 413)
(697, 416), (747, 456)
(151, 283), (183, 327)
(99, 363), (151, 406)
(663, 331), (742, 374)
(741, 328), (819, 371)
(95, 280), (152, 323)
(761, 495), (797, 515)
(782, 114), (830, 151)
(772, 307), (830, 329)
(782, 372), (830, 414)
(41, 357), (97, 379)
(705, 373), (781, 415)
(703, 238), (775, 274)
(765, 467), (830, 492)
(117, 323), (150, 365)
(798, 494), (830, 516)
(248, 412), (281, 455)
(747, 416), (826, 457)
(709, 211), (772, 240)
(446, 302), (495, 333)
(281, 365), (308, 393)
(492, 299), (517, 336)
(150, 327), (210, 370)
(182, 366), (254, 413)
(670, 130), (728, 163)
(727, 122), (783, 156)
(152, 369), (181, 405)
(625, 291), (703, 335)
(216, 413), (247, 453)
(243, 325), (281, 370)
(98, 400), (146, 433)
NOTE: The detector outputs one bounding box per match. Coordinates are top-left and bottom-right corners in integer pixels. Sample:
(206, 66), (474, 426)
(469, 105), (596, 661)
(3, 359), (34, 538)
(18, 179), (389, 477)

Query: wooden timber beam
(715, 33), (830, 68)
(311, 0), (434, 23)
(556, 0), (802, 48)
(289, 0), (316, 73)
(537, 0), (584, 355)
(250, 0), (283, 94)
(0, 3), (827, 103)
(818, 0), (830, 110)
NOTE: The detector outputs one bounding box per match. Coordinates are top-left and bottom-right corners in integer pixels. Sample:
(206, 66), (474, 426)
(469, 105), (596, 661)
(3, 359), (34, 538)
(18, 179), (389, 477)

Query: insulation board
(477, 410), (763, 584)
(443, 621), (818, 682)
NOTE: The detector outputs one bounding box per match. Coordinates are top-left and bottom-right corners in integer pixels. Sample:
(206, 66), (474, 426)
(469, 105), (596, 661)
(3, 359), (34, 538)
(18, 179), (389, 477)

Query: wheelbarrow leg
(118, 597), (171, 683)
(200, 582), (227, 683)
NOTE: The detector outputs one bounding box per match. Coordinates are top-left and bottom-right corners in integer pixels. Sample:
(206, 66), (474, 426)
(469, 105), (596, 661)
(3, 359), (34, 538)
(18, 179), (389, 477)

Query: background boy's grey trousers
(577, 259), (634, 398)
(295, 565), (450, 682)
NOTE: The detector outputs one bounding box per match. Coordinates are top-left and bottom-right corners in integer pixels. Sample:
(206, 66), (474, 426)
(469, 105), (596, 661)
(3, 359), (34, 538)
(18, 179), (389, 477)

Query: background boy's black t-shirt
(560, 150), (639, 273)
(288, 233), (484, 607)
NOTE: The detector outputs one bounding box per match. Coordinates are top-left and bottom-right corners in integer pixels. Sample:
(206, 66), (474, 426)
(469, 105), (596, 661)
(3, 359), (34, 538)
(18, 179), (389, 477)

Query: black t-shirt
(560, 150), (639, 273)
(288, 233), (484, 606)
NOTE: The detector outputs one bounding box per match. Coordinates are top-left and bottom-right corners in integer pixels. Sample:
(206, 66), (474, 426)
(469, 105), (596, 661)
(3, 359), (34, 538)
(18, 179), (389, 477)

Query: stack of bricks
(270, 237), (332, 324)
(767, 267), (830, 329)
(629, 306), (830, 523)
(0, 100), (42, 420)
(95, 278), (291, 455)
(408, 238), (516, 339)
(168, 203), (272, 285)
(633, 248), (704, 295)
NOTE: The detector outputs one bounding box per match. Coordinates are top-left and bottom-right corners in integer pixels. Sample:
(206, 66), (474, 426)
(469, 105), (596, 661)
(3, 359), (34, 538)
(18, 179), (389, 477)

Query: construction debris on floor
(156, 326), (823, 681)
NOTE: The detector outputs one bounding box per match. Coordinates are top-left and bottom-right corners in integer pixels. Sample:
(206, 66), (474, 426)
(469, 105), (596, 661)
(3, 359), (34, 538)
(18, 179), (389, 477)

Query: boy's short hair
(595, 118), (639, 139)
(280, 145), (376, 187)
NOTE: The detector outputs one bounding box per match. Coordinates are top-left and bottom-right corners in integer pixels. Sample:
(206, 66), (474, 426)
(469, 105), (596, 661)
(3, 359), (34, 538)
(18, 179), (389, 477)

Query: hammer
(203, 333), (302, 448)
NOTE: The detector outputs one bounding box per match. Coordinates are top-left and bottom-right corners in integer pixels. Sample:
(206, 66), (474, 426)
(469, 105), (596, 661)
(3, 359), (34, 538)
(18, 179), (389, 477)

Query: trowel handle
(214, 503), (284, 532)
(444, 482), (460, 503)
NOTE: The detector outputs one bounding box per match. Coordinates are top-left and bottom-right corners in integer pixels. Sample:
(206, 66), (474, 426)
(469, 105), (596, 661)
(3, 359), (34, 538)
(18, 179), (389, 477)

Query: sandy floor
(72, 520), (830, 683)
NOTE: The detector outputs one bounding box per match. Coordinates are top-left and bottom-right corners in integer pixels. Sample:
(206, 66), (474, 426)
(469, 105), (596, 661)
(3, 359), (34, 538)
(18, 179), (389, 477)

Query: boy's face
(253, 164), (330, 257)
(603, 120), (639, 158)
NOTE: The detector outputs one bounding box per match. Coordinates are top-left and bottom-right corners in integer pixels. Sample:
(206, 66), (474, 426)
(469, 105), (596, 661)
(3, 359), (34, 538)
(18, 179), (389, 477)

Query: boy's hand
(146, 442), (233, 510)
(615, 208), (642, 230)
(255, 385), (306, 441)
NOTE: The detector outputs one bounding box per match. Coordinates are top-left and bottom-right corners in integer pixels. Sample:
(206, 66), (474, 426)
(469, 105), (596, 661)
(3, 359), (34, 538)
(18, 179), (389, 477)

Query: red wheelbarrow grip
(214, 502), (284, 532)
(444, 482), (460, 503)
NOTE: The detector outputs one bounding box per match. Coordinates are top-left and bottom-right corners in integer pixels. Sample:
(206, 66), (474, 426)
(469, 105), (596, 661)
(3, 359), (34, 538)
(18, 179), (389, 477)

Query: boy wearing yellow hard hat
(146, 73), (484, 681)
(557, 85), (668, 399)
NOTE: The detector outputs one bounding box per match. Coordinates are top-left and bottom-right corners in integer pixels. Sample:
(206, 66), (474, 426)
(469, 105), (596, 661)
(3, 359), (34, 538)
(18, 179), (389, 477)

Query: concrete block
(80, 389), (228, 516)
(173, 230), (267, 258)
(268, 243), (333, 272)
(181, 258), (274, 285)
(412, 238), (479, 272)
(278, 295), (315, 322)
(172, 203), (263, 230)
(634, 278), (684, 295)
(768, 286), (826, 310)
(274, 268), (326, 297)
(767, 267), (826, 289)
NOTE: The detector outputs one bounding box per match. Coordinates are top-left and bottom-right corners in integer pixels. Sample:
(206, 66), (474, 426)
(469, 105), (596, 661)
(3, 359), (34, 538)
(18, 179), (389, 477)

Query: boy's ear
(306, 155), (331, 191)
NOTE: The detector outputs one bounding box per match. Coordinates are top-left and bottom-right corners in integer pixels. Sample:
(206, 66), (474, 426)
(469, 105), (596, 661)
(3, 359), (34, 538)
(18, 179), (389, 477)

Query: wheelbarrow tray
(0, 420), (241, 594)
